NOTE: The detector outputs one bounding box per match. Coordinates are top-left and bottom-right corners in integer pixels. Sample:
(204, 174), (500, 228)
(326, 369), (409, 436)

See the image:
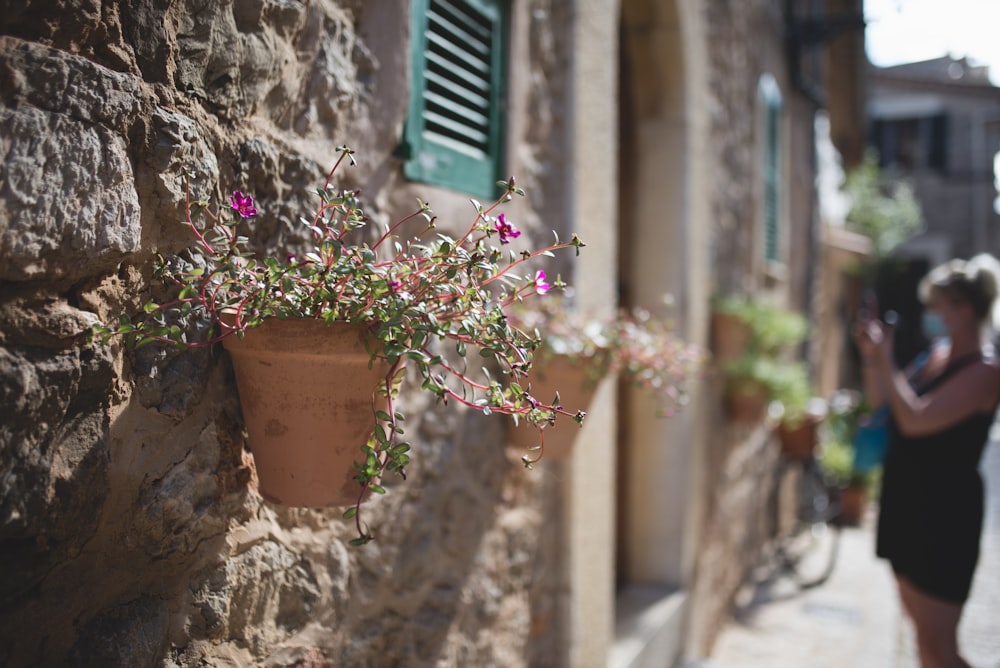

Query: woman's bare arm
(879, 359), (1000, 437)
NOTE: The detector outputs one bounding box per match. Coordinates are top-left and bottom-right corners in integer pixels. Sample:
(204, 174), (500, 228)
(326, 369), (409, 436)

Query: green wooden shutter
(403, 0), (508, 198)
(764, 106), (780, 263)
(760, 76), (782, 264)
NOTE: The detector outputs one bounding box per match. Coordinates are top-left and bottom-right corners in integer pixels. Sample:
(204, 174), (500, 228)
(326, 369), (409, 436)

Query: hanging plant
(94, 146), (586, 545)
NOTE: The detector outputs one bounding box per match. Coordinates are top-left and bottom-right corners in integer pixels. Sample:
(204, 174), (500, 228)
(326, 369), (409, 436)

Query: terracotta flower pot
(725, 380), (769, 425)
(222, 318), (390, 507)
(508, 353), (600, 459)
(711, 311), (752, 365)
(777, 416), (820, 459)
(838, 483), (867, 526)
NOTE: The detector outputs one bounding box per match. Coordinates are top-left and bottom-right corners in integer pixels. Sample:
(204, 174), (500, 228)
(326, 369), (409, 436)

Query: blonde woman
(855, 254), (1000, 668)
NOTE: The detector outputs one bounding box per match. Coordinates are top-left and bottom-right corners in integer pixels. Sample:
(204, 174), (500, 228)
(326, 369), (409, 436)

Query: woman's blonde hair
(919, 254), (1000, 327)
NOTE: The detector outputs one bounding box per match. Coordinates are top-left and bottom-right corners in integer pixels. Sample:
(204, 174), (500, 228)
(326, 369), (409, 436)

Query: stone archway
(613, 0), (711, 662)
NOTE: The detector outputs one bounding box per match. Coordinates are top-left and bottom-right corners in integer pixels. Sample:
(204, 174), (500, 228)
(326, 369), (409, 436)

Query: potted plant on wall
(94, 146), (586, 545)
(772, 369), (827, 459)
(709, 294), (756, 365)
(819, 389), (881, 526)
(506, 300), (704, 457)
(818, 436), (875, 527)
(719, 299), (811, 426)
(722, 355), (783, 425)
(751, 301), (809, 356)
(610, 307), (706, 416)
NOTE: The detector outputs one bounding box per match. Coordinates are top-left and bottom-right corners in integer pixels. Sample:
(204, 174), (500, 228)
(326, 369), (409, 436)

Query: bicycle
(767, 440), (843, 589)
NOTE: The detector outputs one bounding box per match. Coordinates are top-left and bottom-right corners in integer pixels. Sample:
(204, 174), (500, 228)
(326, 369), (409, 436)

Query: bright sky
(864, 0), (1000, 85)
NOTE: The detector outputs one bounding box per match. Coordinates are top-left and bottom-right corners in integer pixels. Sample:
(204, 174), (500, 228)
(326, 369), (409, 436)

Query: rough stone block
(0, 341), (112, 604)
(68, 596), (170, 668)
(0, 37), (144, 131)
(0, 106), (140, 281)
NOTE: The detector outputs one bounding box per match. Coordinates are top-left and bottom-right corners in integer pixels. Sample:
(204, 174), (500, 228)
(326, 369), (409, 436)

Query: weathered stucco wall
(0, 2), (574, 666)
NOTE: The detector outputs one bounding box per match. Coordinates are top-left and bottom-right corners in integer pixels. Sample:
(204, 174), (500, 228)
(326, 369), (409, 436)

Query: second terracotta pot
(508, 353), (601, 459)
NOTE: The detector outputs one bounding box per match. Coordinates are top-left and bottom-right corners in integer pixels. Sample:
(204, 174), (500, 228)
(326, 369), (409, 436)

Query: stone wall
(686, 0), (801, 655)
(704, 0), (763, 296)
(0, 2), (572, 666)
(688, 396), (778, 655)
(703, 0), (791, 295)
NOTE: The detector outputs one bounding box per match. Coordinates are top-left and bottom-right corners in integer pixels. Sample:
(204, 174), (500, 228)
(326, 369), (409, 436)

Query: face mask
(922, 312), (947, 340)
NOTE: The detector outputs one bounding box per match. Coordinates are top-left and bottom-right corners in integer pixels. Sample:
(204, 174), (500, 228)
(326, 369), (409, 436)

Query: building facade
(0, 1), (863, 666)
(867, 56), (1000, 265)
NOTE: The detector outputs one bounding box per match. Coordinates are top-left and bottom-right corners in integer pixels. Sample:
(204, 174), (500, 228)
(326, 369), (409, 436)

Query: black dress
(876, 353), (994, 604)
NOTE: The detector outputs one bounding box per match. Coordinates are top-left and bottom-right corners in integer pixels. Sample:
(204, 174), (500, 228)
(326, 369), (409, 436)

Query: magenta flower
(534, 270), (551, 295)
(495, 213), (521, 245)
(229, 191), (257, 218)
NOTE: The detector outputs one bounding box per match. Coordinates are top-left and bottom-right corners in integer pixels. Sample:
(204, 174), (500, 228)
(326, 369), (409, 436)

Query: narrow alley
(692, 429), (1000, 667)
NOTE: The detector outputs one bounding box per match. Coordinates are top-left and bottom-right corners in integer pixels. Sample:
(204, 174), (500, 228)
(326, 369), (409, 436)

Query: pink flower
(534, 270), (550, 295)
(229, 191), (257, 218)
(495, 213), (521, 245)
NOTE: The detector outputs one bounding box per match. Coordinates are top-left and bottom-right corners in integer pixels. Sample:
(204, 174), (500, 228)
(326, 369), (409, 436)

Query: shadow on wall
(329, 406), (564, 666)
(0, 339), (250, 665)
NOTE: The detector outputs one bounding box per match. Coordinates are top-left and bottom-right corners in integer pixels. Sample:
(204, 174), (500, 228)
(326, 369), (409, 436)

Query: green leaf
(404, 350), (429, 363)
(136, 336), (158, 349)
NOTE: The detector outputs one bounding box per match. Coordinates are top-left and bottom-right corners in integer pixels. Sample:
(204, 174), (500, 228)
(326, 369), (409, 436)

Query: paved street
(690, 433), (1000, 668)
(958, 425), (1000, 666)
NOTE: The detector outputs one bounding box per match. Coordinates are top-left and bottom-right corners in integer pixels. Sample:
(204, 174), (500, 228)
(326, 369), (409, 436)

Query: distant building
(866, 56), (1000, 264)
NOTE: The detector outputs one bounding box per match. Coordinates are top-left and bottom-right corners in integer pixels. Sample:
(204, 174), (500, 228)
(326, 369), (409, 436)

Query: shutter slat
(425, 110), (489, 146)
(426, 91), (490, 129)
(433, 0), (492, 40)
(422, 130), (488, 160)
(425, 50), (490, 94)
(425, 69), (490, 109)
(427, 32), (490, 77)
(428, 10), (489, 57)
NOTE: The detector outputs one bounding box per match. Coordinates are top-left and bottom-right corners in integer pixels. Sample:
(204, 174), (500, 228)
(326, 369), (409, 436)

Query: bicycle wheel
(771, 457), (842, 588)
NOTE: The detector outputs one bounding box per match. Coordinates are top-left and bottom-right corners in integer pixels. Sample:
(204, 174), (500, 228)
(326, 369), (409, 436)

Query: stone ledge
(610, 585), (687, 668)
